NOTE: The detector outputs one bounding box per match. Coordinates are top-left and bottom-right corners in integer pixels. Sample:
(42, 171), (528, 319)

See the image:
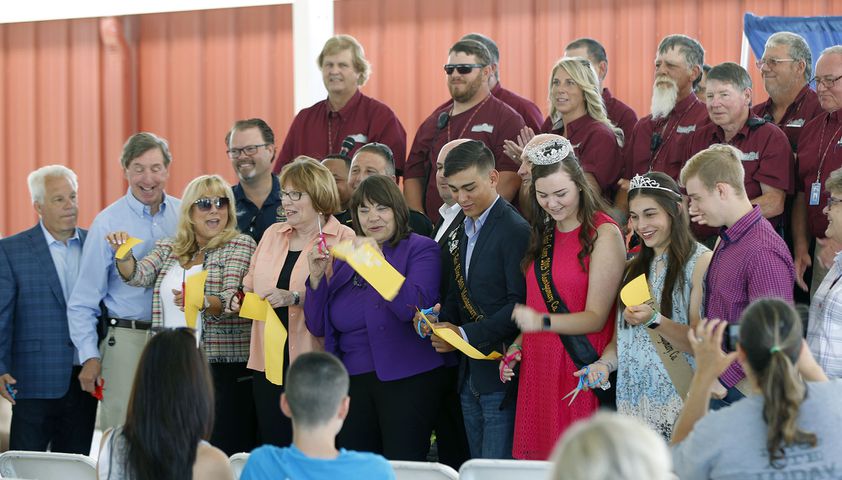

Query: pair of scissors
(416, 306), (436, 338)
(499, 350), (521, 382)
(561, 366), (604, 406)
(316, 217), (328, 255)
(4, 383), (16, 400)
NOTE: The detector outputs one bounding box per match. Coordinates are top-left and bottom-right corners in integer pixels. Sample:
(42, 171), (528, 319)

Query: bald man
(433, 139), (473, 243)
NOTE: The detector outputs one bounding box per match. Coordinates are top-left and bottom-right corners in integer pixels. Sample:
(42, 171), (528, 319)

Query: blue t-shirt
(240, 444), (395, 480)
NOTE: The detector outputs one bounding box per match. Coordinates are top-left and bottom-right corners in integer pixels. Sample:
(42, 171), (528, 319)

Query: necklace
(447, 94), (492, 142)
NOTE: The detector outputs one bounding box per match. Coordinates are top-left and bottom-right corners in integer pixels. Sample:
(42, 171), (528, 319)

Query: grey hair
(707, 62), (753, 92)
(658, 34), (705, 88)
(821, 45), (842, 59)
(27, 165), (78, 204)
(550, 412), (673, 480)
(766, 32), (813, 81)
(284, 352), (349, 428)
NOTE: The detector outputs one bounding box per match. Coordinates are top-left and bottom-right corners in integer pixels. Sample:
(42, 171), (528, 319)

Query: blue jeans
(459, 375), (515, 459)
(709, 384), (746, 410)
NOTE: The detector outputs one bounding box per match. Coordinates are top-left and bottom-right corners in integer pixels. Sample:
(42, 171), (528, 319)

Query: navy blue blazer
(440, 198), (530, 394)
(0, 224), (87, 399)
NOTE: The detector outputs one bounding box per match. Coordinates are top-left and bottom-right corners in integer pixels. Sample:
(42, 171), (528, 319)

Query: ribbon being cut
(240, 292), (288, 385)
(416, 308), (502, 361)
(331, 240), (405, 301)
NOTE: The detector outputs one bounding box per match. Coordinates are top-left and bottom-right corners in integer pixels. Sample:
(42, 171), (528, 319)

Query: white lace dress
(616, 243), (708, 439)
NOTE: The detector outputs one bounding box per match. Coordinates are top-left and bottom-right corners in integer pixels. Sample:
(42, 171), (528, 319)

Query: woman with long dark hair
(96, 328), (232, 480)
(672, 299), (836, 479)
(502, 136), (625, 460)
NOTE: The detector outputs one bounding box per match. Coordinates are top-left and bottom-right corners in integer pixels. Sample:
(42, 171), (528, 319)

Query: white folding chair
(0, 450), (97, 480)
(229, 452), (250, 480)
(459, 458), (553, 480)
(389, 461), (458, 480)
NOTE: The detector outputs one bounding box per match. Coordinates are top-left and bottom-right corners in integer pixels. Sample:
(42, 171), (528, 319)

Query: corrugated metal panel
(2, 0), (842, 236)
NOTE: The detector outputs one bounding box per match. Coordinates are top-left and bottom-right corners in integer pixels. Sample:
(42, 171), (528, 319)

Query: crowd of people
(1, 28), (842, 479)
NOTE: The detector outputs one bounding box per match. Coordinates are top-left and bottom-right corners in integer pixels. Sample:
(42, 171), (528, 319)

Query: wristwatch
(542, 314), (552, 330)
(292, 291), (300, 305)
(647, 313), (661, 329)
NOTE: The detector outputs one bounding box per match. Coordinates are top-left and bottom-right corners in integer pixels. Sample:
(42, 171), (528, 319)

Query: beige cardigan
(243, 215), (355, 371)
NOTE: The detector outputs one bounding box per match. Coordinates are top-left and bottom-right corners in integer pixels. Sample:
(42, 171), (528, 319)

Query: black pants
(431, 365), (470, 469)
(209, 362), (257, 455)
(252, 371), (293, 447)
(10, 366), (97, 454)
(338, 366), (451, 461)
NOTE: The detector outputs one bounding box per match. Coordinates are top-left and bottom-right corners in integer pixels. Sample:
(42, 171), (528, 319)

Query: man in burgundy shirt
(752, 32), (822, 152)
(685, 62), (793, 243)
(617, 34), (709, 211)
(681, 144), (794, 408)
(794, 46), (842, 295)
(404, 39), (525, 223)
(273, 35), (407, 174)
(562, 38), (638, 143)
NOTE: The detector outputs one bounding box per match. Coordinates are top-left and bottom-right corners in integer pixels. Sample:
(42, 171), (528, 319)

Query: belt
(108, 318), (153, 330)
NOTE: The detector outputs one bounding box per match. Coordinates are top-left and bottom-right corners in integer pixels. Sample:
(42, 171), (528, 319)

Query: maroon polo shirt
(752, 85), (823, 152)
(405, 94), (525, 222)
(602, 88), (638, 145)
(623, 93), (709, 181)
(433, 82), (543, 132)
(538, 114), (621, 198)
(797, 110), (842, 238)
(274, 90), (407, 174)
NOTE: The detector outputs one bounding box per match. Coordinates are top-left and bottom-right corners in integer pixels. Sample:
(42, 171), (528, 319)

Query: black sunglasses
(443, 63), (486, 75)
(193, 197), (230, 212)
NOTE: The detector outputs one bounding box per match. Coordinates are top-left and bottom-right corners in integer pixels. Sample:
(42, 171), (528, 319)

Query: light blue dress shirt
(39, 221), (82, 303)
(459, 195), (499, 341)
(67, 190), (180, 364)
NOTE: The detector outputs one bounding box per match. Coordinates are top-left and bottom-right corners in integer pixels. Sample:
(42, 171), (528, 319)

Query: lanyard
(447, 94), (491, 142)
(814, 118), (842, 183)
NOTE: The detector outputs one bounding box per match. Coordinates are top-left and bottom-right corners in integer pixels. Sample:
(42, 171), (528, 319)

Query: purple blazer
(304, 233), (452, 381)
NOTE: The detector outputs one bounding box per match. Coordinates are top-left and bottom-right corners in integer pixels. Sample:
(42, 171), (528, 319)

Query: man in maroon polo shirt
(273, 34), (407, 174)
(686, 62), (793, 244)
(794, 46), (842, 295)
(404, 39), (525, 223)
(563, 38), (638, 143)
(752, 32), (822, 152)
(616, 34), (709, 211)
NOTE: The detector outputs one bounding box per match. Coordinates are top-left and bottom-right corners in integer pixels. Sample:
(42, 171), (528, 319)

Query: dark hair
(322, 153), (352, 171)
(443, 140), (495, 177)
(350, 175), (410, 247)
(566, 37), (607, 64)
(285, 352), (350, 428)
(522, 154), (609, 272)
(449, 39), (492, 66)
(354, 143), (395, 176)
(122, 329), (214, 480)
(120, 132), (172, 169)
(225, 118), (275, 146)
(739, 299), (817, 468)
(624, 172), (695, 316)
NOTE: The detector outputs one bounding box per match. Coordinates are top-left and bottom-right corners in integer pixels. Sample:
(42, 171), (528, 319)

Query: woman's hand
(499, 350), (522, 383)
(413, 303), (440, 338)
(352, 236), (382, 254)
(307, 242), (331, 286)
(106, 231), (131, 252)
(623, 302), (656, 327)
(511, 304), (542, 332)
(688, 319), (739, 383)
(503, 126), (536, 163)
(574, 361), (609, 390)
(263, 288), (295, 309)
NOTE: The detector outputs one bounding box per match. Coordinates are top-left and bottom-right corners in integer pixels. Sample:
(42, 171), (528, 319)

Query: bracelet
(642, 310), (660, 328)
(508, 343), (522, 352)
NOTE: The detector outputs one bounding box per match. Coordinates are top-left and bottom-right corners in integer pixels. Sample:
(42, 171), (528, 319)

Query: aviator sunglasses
(193, 197), (230, 211)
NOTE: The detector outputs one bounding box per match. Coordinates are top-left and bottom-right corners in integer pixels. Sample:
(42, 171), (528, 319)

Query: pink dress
(512, 212), (618, 460)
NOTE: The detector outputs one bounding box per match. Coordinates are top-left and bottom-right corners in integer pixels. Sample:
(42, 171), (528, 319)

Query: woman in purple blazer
(304, 175), (452, 461)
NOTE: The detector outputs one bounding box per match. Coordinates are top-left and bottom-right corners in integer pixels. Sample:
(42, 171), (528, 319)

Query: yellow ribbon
(240, 292), (287, 385)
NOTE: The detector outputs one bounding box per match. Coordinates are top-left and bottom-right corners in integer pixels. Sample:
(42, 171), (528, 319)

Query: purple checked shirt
(705, 206), (795, 387)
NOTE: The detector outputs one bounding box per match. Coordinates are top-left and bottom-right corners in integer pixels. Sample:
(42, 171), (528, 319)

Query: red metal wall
(2, 0), (842, 236)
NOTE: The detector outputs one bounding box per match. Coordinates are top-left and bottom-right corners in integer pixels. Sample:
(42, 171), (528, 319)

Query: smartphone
(725, 323), (740, 352)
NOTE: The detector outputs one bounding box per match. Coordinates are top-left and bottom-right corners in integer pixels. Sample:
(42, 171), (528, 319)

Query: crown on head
(628, 174), (682, 198)
(524, 137), (573, 166)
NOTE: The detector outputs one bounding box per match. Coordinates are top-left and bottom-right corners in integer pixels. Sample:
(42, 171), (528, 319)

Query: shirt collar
(439, 202), (462, 220)
(39, 220), (80, 246)
(463, 195), (499, 232)
(720, 206), (763, 244)
(328, 89), (363, 118)
(602, 87), (614, 101)
(834, 249), (842, 270)
(829, 109), (841, 123)
(672, 92), (701, 117)
(234, 175), (281, 205)
(124, 188), (172, 217)
(713, 115), (756, 142)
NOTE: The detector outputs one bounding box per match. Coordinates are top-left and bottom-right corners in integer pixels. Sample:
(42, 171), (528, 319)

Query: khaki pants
(99, 326), (151, 429)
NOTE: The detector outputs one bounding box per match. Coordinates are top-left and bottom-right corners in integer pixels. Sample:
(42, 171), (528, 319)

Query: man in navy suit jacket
(429, 140), (530, 459)
(0, 165), (97, 453)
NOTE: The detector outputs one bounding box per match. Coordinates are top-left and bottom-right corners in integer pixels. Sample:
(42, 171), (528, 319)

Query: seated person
(241, 352), (395, 480)
(96, 328), (232, 480)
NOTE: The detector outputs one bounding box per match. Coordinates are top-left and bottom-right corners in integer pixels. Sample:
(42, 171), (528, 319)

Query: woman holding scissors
(234, 157), (354, 447)
(304, 175), (451, 461)
(501, 135), (625, 460)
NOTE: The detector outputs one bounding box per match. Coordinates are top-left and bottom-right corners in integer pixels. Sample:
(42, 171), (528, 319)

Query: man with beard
(617, 34), (709, 211)
(227, 118), (284, 244)
(404, 39), (525, 223)
(272, 35), (407, 174)
(752, 32), (822, 152)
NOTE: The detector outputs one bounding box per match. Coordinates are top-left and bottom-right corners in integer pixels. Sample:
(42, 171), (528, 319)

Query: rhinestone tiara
(524, 137), (573, 165)
(628, 174), (682, 198)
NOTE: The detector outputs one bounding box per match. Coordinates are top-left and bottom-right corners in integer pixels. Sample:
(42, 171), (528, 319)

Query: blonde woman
(107, 174), (257, 455)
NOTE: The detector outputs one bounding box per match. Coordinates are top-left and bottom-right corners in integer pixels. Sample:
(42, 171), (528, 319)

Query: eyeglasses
(827, 196), (842, 209)
(755, 58), (797, 69)
(443, 64), (486, 75)
(811, 75), (842, 89)
(281, 190), (307, 201)
(226, 143), (270, 159)
(193, 197), (230, 211)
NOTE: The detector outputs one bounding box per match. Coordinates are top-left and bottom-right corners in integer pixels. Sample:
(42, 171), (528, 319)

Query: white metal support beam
(292, 0), (333, 112)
